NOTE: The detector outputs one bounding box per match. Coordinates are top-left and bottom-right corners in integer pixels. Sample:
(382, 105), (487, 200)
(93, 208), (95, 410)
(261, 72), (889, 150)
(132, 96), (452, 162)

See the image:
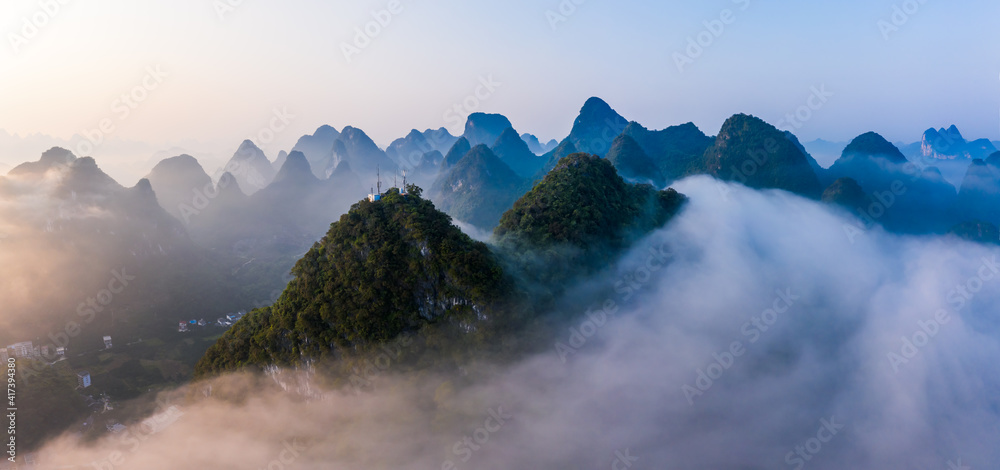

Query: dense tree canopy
(495, 153), (685, 251)
(198, 155), (690, 376)
(493, 153), (686, 292)
(196, 187), (508, 375)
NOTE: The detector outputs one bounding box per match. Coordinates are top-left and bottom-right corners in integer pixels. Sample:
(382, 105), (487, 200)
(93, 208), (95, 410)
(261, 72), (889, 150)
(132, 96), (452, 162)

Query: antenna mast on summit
(376, 166), (382, 195)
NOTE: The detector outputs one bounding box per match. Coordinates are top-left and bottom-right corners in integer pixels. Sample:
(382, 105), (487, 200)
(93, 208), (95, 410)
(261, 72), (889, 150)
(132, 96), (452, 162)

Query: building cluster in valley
(2, 337), (113, 396)
(1, 334), (114, 364)
(178, 311), (246, 332)
(0, 341), (66, 363)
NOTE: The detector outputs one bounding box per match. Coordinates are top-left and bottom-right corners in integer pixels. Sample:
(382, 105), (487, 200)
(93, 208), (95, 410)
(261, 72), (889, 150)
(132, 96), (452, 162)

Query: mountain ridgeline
(496, 153), (685, 252)
(195, 187), (510, 374)
(429, 144), (529, 230)
(197, 151), (689, 375)
(701, 114), (823, 197)
(494, 153), (687, 293)
(12, 95), (1000, 453)
(823, 131), (961, 233)
(606, 121), (713, 186)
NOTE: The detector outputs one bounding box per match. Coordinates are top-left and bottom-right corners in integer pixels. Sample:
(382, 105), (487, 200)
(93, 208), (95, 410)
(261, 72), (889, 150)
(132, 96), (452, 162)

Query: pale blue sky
(1, 0), (998, 165)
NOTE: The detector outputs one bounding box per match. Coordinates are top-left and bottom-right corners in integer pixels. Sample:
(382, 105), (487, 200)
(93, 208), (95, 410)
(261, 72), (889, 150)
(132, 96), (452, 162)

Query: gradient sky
(1, 0), (998, 168)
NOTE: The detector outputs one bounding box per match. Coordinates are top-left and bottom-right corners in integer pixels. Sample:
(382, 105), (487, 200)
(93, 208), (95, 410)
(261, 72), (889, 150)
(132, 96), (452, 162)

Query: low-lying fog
(34, 176), (1000, 469)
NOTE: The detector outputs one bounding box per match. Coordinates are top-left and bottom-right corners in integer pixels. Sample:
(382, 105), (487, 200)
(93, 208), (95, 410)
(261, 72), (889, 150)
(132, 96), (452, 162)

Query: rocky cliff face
(921, 125), (997, 160)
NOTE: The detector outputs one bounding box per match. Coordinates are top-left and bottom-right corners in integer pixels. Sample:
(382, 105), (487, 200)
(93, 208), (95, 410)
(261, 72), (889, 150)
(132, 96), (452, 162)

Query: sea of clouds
(31, 176), (1000, 469)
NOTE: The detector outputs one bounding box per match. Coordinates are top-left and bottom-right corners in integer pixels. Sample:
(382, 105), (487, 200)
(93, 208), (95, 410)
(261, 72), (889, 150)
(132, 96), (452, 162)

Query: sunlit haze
(2, 1), (999, 183)
(4, 2), (1000, 469)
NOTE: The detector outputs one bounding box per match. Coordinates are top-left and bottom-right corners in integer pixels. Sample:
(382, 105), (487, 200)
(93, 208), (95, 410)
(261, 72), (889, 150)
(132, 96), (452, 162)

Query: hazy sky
(1, 0), (998, 163)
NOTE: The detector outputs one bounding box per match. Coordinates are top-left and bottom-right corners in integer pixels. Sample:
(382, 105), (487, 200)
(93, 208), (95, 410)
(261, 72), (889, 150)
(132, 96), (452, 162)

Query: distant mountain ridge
(290, 125), (341, 177)
(922, 125), (997, 160)
(955, 156), (1000, 225)
(12, 97), (1000, 282)
(23, 97), (997, 244)
(494, 152), (687, 290)
(290, 125), (397, 180)
(385, 128), (457, 169)
(223, 140), (276, 195)
(429, 144), (527, 230)
(562, 97), (628, 157)
(8, 147), (77, 176)
(492, 127), (546, 178)
(463, 113), (514, 147)
(144, 154), (213, 222)
(520, 133), (557, 155)
(611, 121), (714, 185)
(14, 97), (1000, 452)
(701, 114), (822, 197)
(197, 150), (690, 376)
(0, 147), (251, 348)
(824, 132), (959, 233)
